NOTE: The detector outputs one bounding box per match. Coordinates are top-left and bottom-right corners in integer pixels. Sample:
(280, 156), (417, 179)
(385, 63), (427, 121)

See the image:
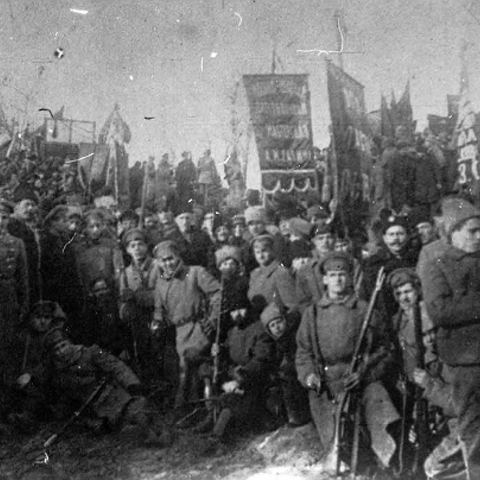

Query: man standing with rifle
(296, 252), (400, 477)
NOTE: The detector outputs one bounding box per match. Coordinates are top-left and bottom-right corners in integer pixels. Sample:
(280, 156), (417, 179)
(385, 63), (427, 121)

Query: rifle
(210, 275), (224, 423)
(412, 301), (429, 474)
(26, 379), (108, 466)
(323, 266), (386, 478)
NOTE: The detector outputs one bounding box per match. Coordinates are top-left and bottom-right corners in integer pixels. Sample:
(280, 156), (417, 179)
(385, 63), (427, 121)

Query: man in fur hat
(164, 205), (212, 268)
(361, 213), (420, 319)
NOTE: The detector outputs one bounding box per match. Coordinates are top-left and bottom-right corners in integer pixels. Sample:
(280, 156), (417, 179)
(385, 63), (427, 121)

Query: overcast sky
(1, 0), (479, 166)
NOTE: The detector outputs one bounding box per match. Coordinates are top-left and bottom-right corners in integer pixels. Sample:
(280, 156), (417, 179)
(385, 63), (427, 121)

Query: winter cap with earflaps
(244, 206), (267, 225)
(260, 303), (285, 329)
(215, 245), (241, 268)
(288, 217), (313, 238)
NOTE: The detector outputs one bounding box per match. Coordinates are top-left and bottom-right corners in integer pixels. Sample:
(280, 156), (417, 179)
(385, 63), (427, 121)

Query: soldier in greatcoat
(152, 240), (221, 410)
(247, 234), (298, 322)
(119, 228), (161, 385)
(296, 252), (400, 473)
(423, 198), (480, 478)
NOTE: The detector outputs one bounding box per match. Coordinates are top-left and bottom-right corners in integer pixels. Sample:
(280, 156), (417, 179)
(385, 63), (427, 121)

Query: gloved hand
(119, 288), (135, 303)
(342, 364), (366, 391)
(211, 342), (220, 357)
(231, 366), (244, 384)
(150, 320), (167, 337)
(16, 373), (31, 389)
(230, 309), (247, 323)
(305, 373), (322, 391)
(200, 317), (216, 338)
(134, 288), (154, 308)
(222, 380), (243, 395)
(413, 367), (428, 389)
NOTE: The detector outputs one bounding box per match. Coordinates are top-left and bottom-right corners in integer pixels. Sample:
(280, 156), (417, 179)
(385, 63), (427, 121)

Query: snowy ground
(0, 413), (396, 480)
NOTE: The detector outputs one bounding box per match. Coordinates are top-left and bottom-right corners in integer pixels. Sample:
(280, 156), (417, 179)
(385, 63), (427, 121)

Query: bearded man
(361, 214), (420, 319)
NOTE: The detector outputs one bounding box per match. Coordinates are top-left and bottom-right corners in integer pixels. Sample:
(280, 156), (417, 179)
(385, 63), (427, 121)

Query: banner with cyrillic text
(243, 74), (314, 170)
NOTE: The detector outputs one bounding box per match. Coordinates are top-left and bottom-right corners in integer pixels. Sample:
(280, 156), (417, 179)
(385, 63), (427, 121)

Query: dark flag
(326, 60), (373, 237)
(455, 45), (480, 203)
(381, 94), (394, 138)
(396, 80), (414, 137)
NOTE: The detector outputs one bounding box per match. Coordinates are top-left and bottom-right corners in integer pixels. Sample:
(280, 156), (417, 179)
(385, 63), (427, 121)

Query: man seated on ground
(195, 295), (276, 442)
(296, 252), (400, 475)
(16, 329), (172, 447)
(7, 301), (66, 430)
(261, 303), (310, 428)
(387, 267), (440, 475)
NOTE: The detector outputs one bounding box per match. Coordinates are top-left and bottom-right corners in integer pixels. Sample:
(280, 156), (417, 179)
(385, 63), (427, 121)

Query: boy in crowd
(261, 303), (310, 427)
(87, 277), (126, 356)
(119, 229), (160, 386)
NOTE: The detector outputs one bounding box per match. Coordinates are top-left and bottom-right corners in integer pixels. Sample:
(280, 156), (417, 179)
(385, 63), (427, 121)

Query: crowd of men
(0, 127), (479, 479)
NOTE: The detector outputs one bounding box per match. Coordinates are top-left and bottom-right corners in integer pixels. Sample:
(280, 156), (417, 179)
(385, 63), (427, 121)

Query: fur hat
(174, 201), (194, 218)
(43, 205), (69, 228)
(244, 206), (267, 225)
(312, 222), (334, 237)
(260, 303), (284, 329)
(381, 214), (409, 234)
(306, 205), (329, 221)
(442, 198), (480, 235)
(288, 217), (312, 238)
(215, 245), (241, 267)
(408, 206), (432, 228)
(13, 185), (37, 204)
(119, 209), (139, 223)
